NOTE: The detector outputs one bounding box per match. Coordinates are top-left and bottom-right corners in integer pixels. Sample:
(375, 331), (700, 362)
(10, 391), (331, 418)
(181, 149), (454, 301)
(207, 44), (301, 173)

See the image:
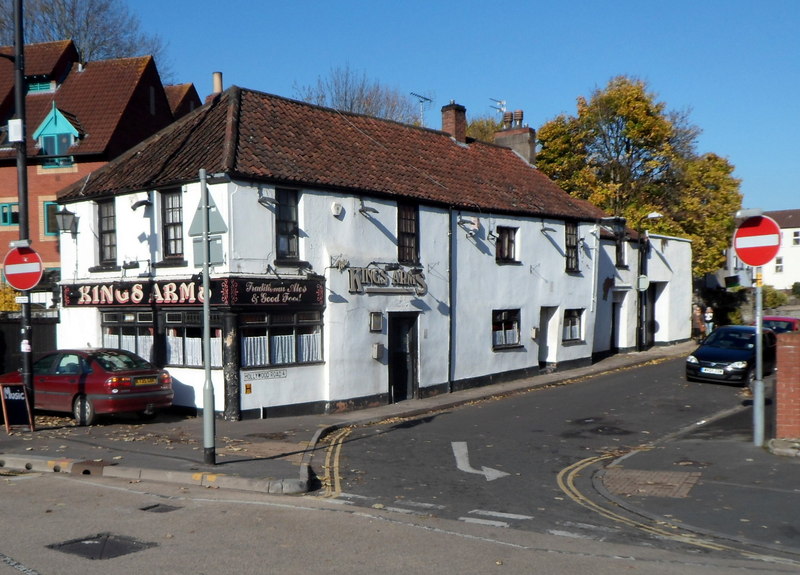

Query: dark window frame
(276, 188), (299, 261)
(398, 202), (419, 264)
(492, 309), (521, 349)
(565, 222), (579, 272)
(161, 189), (184, 259)
(496, 226), (518, 263)
(98, 200), (117, 265)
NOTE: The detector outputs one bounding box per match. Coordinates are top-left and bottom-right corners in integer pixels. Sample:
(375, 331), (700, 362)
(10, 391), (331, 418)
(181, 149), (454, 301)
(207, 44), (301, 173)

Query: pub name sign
(62, 277), (325, 308)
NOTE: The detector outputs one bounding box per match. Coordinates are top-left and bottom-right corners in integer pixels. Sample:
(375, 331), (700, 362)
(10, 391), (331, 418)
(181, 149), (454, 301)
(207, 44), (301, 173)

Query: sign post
(733, 214), (781, 447)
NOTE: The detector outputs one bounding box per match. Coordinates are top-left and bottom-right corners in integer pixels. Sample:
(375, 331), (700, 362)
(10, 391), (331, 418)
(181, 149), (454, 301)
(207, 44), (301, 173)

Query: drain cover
(603, 468), (701, 498)
(48, 533), (156, 560)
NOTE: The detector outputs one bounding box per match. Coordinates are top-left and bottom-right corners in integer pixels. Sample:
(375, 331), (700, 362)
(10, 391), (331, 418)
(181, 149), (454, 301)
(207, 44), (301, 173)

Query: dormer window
(32, 102), (80, 167)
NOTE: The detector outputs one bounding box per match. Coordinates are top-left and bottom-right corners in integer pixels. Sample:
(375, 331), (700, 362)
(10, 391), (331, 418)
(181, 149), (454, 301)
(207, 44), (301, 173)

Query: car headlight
(686, 355), (698, 364)
(728, 361), (748, 370)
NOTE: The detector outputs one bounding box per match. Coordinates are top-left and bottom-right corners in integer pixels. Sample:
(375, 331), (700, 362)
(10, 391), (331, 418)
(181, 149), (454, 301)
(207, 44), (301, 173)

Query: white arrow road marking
(451, 441), (510, 481)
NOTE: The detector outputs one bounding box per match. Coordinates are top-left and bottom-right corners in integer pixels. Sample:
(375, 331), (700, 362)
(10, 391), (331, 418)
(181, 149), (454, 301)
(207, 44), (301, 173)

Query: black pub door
(388, 313), (418, 403)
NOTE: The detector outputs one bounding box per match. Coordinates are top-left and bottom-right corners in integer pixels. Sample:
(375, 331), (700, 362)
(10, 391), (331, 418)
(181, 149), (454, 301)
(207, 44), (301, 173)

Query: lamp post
(636, 212), (662, 351)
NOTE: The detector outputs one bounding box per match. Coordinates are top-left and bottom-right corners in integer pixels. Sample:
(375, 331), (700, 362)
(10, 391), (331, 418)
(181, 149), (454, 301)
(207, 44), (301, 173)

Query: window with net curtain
(241, 311), (323, 367)
(492, 309), (520, 348)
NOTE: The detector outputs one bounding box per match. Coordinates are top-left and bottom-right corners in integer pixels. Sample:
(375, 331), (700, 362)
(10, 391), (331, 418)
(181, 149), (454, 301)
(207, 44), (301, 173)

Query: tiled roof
(766, 209), (800, 229)
(59, 86), (607, 221)
(164, 83), (202, 119)
(0, 40), (78, 118)
(1, 41), (184, 162)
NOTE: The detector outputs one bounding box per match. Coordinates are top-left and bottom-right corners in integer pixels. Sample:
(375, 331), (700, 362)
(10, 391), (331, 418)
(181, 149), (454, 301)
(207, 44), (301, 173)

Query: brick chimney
(494, 109), (536, 165)
(442, 101), (467, 143)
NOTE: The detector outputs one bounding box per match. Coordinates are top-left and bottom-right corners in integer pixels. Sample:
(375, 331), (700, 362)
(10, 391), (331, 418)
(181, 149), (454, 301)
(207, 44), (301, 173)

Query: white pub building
(54, 83), (691, 420)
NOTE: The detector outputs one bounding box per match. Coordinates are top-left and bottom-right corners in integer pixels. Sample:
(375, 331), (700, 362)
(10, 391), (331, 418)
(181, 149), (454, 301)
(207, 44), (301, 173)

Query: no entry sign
(3, 246), (43, 291)
(733, 215), (781, 267)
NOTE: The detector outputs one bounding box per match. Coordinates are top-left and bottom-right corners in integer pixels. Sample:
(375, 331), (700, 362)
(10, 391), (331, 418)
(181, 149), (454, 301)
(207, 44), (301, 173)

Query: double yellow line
(321, 427), (352, 498)
(557, 454), (798, 563)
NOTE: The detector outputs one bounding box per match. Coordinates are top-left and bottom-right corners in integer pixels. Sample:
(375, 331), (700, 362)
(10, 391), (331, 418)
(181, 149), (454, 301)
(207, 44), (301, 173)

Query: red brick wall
(775, 331), (800, 439)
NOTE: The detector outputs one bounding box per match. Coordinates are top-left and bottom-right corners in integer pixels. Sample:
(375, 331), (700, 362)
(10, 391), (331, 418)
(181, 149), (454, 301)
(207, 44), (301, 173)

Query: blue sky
(135, 0), (798, 212)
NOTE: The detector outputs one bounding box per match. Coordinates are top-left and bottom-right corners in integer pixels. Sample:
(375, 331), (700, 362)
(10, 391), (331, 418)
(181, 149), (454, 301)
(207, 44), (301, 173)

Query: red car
(762, 316), (800, 334)
(0, 348), (173, 425)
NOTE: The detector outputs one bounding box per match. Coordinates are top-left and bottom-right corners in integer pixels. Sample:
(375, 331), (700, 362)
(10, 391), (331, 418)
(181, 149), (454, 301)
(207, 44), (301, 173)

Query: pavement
(2, 340), (800, 555)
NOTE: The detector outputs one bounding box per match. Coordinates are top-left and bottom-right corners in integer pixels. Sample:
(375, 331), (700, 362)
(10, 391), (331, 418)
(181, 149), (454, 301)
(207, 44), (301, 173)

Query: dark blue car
(685, 325), (777, 386)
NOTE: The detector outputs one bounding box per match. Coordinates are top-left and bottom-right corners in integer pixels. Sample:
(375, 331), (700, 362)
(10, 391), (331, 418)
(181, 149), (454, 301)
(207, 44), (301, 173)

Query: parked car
(761, 316), (800, 334)
(685, 325), (777, 386)
(0, 348), (173, 425)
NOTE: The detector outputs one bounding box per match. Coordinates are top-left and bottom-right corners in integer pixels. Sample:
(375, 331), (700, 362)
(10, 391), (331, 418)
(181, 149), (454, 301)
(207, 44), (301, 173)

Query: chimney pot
(441, 102), (467, 143)
(212, 71), (223, 94)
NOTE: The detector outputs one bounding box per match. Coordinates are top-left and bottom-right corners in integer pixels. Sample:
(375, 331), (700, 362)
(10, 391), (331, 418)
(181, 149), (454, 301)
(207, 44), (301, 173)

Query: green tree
(536, 76), (742, 277)
(466, 114), (503, 143)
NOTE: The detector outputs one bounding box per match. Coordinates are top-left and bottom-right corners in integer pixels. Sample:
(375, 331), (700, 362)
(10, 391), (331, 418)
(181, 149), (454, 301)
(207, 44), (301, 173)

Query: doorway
(388, 313), (418, 403)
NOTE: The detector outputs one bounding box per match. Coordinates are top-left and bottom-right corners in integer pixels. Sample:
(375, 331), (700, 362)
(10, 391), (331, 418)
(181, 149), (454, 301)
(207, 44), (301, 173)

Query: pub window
(276, 188), (299, 260)
(492, 309), (520, 349)
(565, 222), (579, 272)
(775, 256), (783, 273)
(240, 310), (323, 367)
(398, 202), (419, 264)
(794, 231), (800, 246)
(98, 199), (117, 265)
(162, 189), (183, 258)
(102, 312), (156, 362)
(164, 311), (223, 368)
(496, 226), (517, 263)
(0, 202), (19, 226)
(563, 308), (583, 342)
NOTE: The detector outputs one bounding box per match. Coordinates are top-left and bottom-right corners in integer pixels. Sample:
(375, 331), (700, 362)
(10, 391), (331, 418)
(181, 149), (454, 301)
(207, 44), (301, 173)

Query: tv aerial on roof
(490, 98), (507, 114)
(410, 91), (433, 126)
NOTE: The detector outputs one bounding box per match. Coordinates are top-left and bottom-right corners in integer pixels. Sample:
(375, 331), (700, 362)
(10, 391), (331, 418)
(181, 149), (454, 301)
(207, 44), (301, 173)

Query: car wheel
(73, 395), (96, 426)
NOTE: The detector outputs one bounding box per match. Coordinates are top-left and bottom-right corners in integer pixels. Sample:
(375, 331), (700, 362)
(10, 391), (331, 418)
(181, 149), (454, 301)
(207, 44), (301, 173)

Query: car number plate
(700, 367), (724, 375)
(135, 377), (158, 386)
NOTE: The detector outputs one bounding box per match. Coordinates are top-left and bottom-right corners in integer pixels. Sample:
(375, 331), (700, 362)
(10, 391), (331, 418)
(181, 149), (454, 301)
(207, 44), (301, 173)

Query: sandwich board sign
(0, 383), (34, 433)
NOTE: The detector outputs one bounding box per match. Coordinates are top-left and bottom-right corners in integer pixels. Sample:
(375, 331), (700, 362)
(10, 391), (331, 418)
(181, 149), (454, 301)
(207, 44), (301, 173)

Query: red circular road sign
(733, 215), (781, 267)
(3, 246), (44, 291)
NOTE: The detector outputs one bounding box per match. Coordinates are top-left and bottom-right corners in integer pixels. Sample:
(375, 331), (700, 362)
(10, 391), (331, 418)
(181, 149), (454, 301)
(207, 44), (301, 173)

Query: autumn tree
(466, 114), (503, 143)
(0, 0), (166, 68)
(294, 65), (419, 124)
(536, 76), (742, 277)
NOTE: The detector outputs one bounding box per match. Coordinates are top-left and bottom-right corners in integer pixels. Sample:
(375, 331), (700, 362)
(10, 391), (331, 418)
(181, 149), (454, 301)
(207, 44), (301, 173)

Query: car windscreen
(91, 351), (153, 372)
(705, 330), (755, 350)
(764, 320), (790, 333)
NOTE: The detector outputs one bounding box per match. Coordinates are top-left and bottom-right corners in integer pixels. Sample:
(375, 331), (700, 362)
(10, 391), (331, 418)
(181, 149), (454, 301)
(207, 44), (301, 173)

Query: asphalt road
(315, 357), (757, 553)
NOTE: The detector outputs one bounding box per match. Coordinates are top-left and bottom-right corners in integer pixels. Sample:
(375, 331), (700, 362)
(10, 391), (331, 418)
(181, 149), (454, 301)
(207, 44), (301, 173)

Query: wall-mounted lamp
(257, 195), (277, 208)
(131, 193), (152, 211)
(359, 198), (378, 215)
(55, 205), (78, 235)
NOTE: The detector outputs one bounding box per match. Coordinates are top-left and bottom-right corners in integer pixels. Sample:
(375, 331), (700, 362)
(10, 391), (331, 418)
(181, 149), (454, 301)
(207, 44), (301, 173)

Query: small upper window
(0, 203), (19, 226)
(276, 188), (299, 261)
(32, 104), (79, 167)
(162, 189), (183, 259)
(565, 222), (579, 272)
(496, 227), (517, 263)
(398, 202), (419, 264)
(793, 231), (799, 246)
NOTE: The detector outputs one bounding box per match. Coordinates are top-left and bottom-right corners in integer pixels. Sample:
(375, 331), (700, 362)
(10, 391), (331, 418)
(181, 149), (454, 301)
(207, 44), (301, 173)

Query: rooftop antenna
(490, 98), (507, 114)
(411, 92), (433, 126)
